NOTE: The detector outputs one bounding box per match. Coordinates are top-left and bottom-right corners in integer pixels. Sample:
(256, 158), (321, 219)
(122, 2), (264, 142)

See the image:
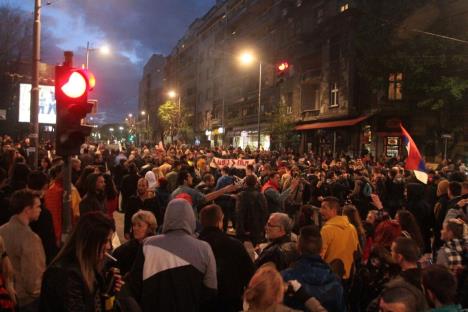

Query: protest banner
(210, 157), (255, 169)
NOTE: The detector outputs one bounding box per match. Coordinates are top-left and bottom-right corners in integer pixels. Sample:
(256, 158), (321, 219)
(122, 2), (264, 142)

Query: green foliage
(157, 100), (193, 142)
(269, 97), (296, 149)
(158, 100), (179, 142)
(354, 0), (468, 136)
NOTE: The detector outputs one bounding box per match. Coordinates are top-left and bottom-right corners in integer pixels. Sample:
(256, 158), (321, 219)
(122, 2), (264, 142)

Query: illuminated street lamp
(167, 90), (181, 111)
(140, 110), (150, 142)
(86, 41), (110, 69)
(238, 50), (262, 149)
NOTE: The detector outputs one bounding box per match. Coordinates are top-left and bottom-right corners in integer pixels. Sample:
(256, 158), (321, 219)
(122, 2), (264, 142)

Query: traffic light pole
(30, 0), (41, 169)
(60, 51), (74, 244)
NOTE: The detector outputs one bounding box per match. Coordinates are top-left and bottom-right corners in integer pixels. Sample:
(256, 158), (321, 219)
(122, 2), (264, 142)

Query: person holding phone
(39, 212), (123, 312)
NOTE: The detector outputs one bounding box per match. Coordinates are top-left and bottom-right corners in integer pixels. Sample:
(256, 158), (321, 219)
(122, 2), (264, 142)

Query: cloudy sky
(7, 0), (215, 123)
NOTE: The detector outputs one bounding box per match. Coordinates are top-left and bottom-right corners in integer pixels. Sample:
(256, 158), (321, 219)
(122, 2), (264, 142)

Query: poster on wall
(18, 83), (56, 124)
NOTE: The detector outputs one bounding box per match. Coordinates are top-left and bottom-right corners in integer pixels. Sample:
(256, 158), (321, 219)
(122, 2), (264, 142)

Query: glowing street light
(238, 49), (262, 149)
(167, 90), (177, 99)
(239, 51), (255, 66)
(86, 41), (111, 69)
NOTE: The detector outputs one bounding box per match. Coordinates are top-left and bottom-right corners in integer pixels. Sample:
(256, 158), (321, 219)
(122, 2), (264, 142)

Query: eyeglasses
(266, 222), (281, 229)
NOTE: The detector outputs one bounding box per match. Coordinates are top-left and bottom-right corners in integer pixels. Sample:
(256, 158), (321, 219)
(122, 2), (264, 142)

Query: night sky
(7, 0), (215, 123)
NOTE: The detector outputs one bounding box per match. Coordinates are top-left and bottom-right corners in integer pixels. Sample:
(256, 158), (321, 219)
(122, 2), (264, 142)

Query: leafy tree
(268, 97), (297, 149)
(354, 0), (468, 156)
(158, 100), (179, 143)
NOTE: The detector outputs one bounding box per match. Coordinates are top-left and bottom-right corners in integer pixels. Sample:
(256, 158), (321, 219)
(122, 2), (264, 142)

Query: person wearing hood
(121, 199), (217, 311)
(79, 173), (107, 216)
(405, 182), (433, 253)
(282, 225), (345, 312)
(319, 196), (359, 280)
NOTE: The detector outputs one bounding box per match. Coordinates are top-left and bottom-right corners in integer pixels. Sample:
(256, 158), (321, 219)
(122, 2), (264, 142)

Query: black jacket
(199, 227), (255, 312)
(124, 195), (162, 235)
(39, 257), (105, 312)
(236, 187), (268, 245)
(405, 183), (433, 253)
(113, 239), (141, 276)
(255, 235), (299, 271)
(30, 200), (57, 265)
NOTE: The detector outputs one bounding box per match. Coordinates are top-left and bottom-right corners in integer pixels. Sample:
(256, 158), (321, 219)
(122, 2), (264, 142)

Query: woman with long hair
(343, 205), (366, 250)
(395, 209), (425, 252)
(75, 165), (97, 197)
(103, 173), (118, 218)
(39, 212), (123, 311)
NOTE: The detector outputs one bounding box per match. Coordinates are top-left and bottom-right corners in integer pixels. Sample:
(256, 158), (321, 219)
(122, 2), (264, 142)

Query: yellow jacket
(321, 215), (359, 279)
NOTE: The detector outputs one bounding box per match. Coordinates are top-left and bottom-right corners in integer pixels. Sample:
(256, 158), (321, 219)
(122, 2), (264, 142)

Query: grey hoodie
(124, 199), (217, 311)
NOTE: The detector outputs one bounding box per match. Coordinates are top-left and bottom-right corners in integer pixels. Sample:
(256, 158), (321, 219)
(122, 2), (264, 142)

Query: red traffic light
(61, 71), (87, 98)
(277, 62), (289, 72)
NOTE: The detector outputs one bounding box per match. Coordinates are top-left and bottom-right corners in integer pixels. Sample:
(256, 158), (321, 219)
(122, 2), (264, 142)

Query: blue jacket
(282, 254), (346, 312)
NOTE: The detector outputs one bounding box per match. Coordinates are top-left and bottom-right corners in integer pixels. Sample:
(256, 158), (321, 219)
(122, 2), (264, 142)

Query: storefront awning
(295, 115), (370, 131)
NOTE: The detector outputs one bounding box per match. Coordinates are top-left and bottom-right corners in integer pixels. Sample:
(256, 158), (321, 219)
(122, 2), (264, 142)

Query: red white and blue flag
(400, 124), (428, 184)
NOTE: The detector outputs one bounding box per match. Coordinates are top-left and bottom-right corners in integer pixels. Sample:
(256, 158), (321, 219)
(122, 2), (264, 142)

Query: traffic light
(55, 64), (95, 156)
(276, 61), (289, 85)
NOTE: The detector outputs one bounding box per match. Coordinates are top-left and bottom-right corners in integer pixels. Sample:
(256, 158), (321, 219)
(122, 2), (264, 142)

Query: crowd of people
(0, 134), (467, 311)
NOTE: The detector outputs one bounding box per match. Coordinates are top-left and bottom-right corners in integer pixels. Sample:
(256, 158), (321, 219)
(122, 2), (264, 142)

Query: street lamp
(86, 41), (110, 69)
(238, 50), (262, 149)
(167, 90), (181, 111)
(140, 110), (150, 142)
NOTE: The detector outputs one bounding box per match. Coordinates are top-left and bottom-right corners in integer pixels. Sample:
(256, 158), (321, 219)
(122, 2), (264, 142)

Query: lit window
(330, 83), (339, 107)
(388, 73), (403, 100)
(287, 105), (292, 114)
(340, 3), (349, 12)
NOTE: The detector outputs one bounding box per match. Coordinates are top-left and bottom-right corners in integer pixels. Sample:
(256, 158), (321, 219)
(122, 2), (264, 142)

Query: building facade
(156, 0), (468, 159)
(138, 54), (165, 143)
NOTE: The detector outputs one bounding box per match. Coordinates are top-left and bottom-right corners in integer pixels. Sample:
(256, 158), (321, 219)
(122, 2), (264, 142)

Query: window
(340, 3), (349, 12)
(388, 73), (403, 100)
(330, 83), (339, 107)
(301, 85), (319, 110)
(286, 92), (293, 114)
(317, 8), (324, 24)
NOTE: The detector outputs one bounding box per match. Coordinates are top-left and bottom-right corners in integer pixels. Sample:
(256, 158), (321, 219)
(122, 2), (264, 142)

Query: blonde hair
(132, 210), (157, 235)
(243, 264), (285, 309)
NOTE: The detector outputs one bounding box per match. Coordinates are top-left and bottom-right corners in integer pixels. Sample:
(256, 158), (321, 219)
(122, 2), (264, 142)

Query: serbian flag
(400, 124), (428, 184)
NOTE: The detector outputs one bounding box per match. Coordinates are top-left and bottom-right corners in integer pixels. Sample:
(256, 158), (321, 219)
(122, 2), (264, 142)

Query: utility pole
(31, 0), (41, 169)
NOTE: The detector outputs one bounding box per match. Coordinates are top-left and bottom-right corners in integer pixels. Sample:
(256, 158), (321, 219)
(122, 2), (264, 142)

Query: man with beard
(79, 173), (106, 215)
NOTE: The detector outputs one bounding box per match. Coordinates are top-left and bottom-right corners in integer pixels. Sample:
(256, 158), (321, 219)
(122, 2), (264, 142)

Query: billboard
(18, 83), (56, 124)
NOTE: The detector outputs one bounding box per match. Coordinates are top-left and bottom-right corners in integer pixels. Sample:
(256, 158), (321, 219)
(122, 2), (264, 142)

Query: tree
(354, 0), (468, 157)
(0, 5), (33, 137)
(158, 100), (179, 143)
(268, 96), (298, 150)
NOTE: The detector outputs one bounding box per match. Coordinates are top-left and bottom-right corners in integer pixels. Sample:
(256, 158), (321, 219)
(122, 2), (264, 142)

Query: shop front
(227, 124), (271, 150)
(296, 115), (372, 158)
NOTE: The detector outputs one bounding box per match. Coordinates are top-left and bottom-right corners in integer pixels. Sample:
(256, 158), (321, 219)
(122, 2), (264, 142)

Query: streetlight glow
(168, 90), (177, 98)
(100, 45), (110, 55)
(239, 51), (255, 65)
(141, 110), (146, 115)
(128, 113), (133, 118)
(109, 128), (114, 132)
(119, 126), (124, 130)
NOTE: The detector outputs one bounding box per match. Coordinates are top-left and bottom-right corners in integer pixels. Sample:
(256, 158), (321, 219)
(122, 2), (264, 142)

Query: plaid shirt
(443, 239), (464, 274)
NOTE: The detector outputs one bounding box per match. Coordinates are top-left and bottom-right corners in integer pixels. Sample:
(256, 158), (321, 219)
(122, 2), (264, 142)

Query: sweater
(0, 215), (46, 306)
